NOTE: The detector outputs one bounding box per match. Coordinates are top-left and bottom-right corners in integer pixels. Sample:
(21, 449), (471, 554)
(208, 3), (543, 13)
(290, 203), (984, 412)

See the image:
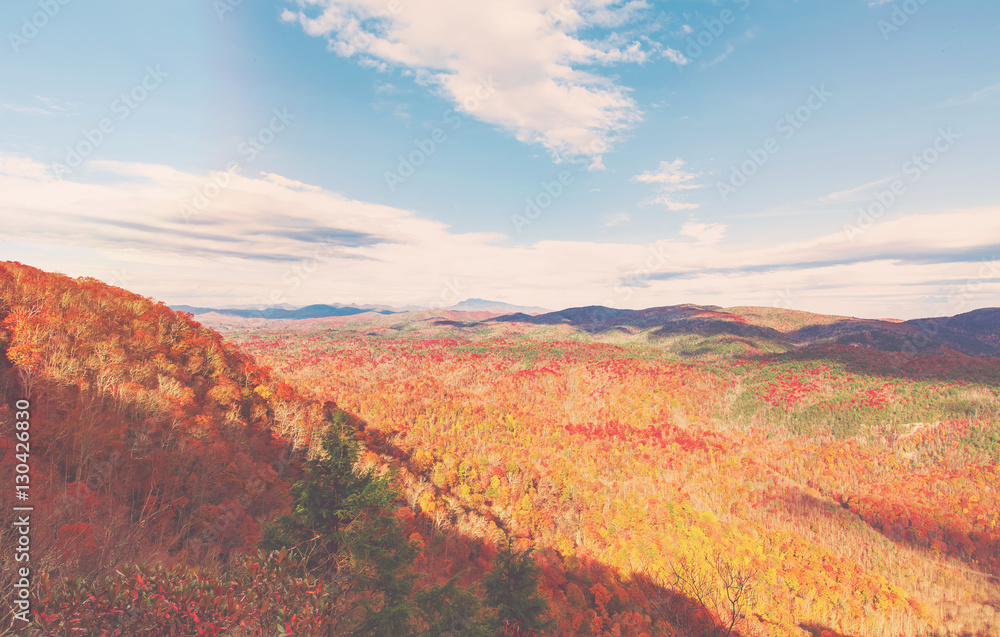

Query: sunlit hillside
(229, 312), (1000, 637)
(3, 263), (998, 636)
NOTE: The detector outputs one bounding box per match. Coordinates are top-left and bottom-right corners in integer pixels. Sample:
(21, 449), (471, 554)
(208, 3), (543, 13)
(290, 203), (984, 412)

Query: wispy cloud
(603, 212), (630, 227)
(938, 82), (1000, 108)
(705, 43), (736, 67)
(680, 221), (726, 244)
(0, 95), (74, 117)
(0, 101), (53, 116)
(813, 176), (896, 204)
(661, 47), (688, 66)
(3, 152), (997, 317)
(262, 173), (323, 191)
(631, 159), (703, 210)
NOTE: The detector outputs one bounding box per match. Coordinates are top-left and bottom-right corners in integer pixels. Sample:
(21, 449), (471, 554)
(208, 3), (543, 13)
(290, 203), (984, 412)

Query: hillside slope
(0, 263), (573, 636)
(486, 304), (1000, 358)
(906, 308), (1000, 356)
(234, 317), (1000, 637)
(193, 301), (1000, 362)
(0, 262), (327, 607)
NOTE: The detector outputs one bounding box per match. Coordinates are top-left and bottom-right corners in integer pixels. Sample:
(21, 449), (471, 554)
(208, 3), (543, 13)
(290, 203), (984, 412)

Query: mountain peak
(447, 298), (549, 314)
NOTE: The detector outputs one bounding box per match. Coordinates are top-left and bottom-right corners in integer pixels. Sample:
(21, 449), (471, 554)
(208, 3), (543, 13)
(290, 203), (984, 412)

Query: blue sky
(1, 0), (998, 318)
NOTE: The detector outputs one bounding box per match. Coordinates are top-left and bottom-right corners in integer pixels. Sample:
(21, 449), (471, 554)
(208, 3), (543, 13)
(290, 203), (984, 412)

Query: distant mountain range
(487, 305), (1000, 357)
(176, 300), (999, 358)
(172, 304), (397, 320)
(173, 298), (550, 319)
(446, 298), (550, 314)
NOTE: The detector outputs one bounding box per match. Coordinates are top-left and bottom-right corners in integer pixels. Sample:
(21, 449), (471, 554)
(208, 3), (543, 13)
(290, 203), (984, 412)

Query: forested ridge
(0, 262), (550, 636)
(1, 260), (998, 636)
(232, 314), (1000, 637)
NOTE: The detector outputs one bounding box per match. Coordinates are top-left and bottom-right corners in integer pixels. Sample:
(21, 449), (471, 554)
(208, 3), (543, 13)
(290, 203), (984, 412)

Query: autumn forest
(1, 261), (998, 637)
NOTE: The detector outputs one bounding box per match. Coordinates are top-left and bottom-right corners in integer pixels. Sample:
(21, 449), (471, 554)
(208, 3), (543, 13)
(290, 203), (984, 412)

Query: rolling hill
(6, 262), (999, 636)
(229, 302), (1000, 637)
(486, 304), (1000, 358)
(192, 301), (1000, 360)
(173, 303), (398, 320)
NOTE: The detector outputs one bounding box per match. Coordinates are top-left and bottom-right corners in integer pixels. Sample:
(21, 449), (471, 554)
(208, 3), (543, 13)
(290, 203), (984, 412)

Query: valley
(2, 262), (998, 636)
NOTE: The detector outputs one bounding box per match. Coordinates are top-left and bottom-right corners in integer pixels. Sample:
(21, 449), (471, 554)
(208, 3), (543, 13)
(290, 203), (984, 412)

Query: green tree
(260, 408), (484, 637)
(260, 409), (417, 635)
(483, 537), (552, 635)
(413, 577), (491, 637)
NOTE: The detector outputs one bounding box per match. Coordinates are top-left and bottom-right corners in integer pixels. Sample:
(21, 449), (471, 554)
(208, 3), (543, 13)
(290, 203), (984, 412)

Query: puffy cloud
(281, 0), (650, 163)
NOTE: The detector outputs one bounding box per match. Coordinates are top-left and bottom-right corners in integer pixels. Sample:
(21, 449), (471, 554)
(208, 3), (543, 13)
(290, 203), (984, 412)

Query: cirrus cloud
(2, 152), (998, 318)
(631, 159), (703, 210)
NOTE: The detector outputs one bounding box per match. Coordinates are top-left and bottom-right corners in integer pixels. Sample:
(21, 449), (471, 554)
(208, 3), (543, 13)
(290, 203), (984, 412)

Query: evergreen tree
(414, 577), (491, 637)
(483, 537), (552, 635)
(260, 409), (417, 635)
(260, 407), (484, 637)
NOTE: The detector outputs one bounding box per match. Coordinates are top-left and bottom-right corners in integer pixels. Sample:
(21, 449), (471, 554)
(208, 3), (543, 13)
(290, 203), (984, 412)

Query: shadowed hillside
(231, 310), (1000, 637)
(0, 262), (319, 589)
(8, 262), (998, 636)
(0, 262), (716, 637)
(483, 304), (1000, 359)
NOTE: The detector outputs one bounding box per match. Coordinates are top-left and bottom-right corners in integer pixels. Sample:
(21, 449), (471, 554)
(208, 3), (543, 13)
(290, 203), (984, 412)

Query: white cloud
(603, 212), (630, 227)
(705, 43), (736, 67)
(938, 82), (1000, 108)
(631, 159), (703, 210)
(813, 175), (895, 204)
(0, 154), (52, 180)
(0, 95), (74, 117)
(262, 173), (323, 191)
(679, 221), (726, 244)
(584, 0), (649, 27)
(661, 47), (689, 66)
(0, 101), (55, 117)
(281, 0), (650, 163)
(2, 152), (998, 318)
